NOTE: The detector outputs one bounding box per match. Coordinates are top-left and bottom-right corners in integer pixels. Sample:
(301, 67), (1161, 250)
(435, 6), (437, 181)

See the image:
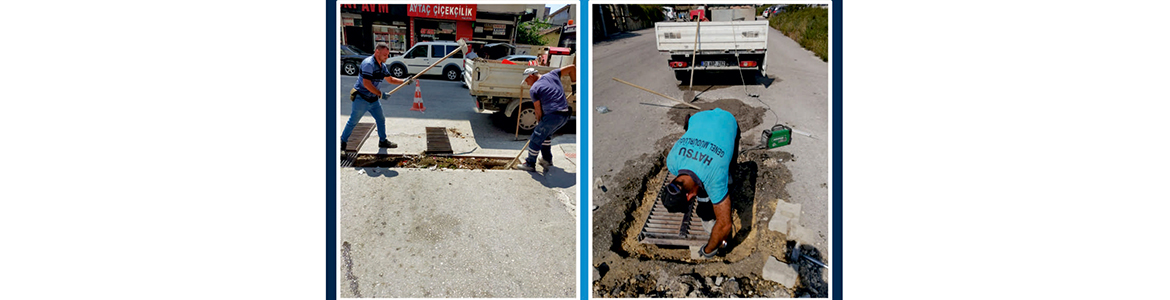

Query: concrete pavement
(339, 167), (577, 298)
(337, 74), (579, 297)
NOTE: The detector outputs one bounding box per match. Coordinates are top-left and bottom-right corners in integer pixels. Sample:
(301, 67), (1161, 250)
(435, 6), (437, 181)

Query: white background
(1, 1), (1168, 299)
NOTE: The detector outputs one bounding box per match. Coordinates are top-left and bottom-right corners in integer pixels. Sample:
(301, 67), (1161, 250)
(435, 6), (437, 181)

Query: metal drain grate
(341, 123), (375, 167)
(424, 127), (453, 154)
(638, 176), (711, 246)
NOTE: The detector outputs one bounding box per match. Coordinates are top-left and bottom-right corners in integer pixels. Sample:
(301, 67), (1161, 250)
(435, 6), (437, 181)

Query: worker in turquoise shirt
(662, 108), (741, 259)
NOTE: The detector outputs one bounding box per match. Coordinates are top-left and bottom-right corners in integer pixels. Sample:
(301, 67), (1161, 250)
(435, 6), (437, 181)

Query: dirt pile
(594, 269), (791, 298)
(667, 98), (767, 136)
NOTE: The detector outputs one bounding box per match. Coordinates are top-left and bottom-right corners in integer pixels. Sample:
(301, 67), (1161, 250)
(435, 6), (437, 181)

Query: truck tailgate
(655, 21), (769, 52)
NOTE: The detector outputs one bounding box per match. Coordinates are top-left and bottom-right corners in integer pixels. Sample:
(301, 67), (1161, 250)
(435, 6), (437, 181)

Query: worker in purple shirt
(513, 64), (576, 171)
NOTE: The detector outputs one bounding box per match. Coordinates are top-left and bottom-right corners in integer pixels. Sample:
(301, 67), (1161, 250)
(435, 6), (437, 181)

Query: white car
(385, 41), (466, 81)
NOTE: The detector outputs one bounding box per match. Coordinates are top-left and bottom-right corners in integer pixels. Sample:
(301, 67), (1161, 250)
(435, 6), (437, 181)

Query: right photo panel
(590, 3), (831, 298)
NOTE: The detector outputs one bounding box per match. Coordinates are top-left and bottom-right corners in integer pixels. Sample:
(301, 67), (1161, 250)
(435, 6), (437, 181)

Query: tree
(516, 20), (553, 45)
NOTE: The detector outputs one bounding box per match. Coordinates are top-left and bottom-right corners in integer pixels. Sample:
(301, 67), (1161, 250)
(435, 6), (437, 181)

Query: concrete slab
(762, 256), (798, 289)
(768, 200), (803, 235)
(339, 168), (577, 298)
(789, 225), (817, 247)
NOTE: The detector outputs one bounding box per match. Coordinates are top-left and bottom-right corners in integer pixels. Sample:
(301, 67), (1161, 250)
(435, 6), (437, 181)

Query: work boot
(378, 139), (397, 148)
(341, 141), (348, 151)
(513, 162), (536, 171)
(538, 159), (553, 170)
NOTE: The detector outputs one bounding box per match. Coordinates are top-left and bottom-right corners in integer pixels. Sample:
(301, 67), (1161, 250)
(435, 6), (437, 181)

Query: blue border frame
(577, 0), (589, 298)
(832, 1), (842, 299)
(326, 0), (337, 299)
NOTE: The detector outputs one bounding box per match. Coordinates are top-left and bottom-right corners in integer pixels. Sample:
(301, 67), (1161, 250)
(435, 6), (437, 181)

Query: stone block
(768, 212), (792, 234)
(769, 200), (802, 233)
(789, 225), (816, 245)
(775, 200), (802, 219)
(762, 256), (798, 288)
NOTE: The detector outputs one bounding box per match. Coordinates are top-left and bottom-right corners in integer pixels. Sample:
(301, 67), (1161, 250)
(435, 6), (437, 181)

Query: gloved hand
(382, 92), (392, 100)
(698, 245), (718, 259)
(402, 77), (412, 86)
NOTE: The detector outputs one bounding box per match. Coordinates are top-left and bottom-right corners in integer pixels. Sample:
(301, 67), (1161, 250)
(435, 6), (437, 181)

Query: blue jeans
(525, 111), (571, 166)
(341, 99), (387, 142)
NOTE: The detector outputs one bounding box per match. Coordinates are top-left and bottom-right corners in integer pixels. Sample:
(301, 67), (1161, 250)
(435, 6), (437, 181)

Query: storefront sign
(492, 24), (505, 36)
(407, 4), (476, 21)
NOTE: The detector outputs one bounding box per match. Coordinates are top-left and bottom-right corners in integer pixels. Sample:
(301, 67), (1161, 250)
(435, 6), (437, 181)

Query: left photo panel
(335, 3), (580, 298)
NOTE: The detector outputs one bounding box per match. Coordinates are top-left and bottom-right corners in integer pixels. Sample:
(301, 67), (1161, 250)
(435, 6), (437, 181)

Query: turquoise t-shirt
(666, 108), (738, 204)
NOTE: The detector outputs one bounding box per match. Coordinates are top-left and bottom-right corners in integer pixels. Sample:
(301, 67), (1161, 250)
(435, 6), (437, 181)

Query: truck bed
(463, 58), (556, 100)
(462, 57), (577, 114)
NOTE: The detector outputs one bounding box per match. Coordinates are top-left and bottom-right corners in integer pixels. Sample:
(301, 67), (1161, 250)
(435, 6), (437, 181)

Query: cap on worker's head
(661, 181), (691, 213)
(522, 68), (539, 76)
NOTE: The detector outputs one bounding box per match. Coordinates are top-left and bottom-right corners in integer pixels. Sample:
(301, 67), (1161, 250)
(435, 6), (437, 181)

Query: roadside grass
(769, 6), (828, 62)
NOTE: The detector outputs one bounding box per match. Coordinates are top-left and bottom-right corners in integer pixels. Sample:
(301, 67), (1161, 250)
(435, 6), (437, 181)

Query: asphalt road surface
(591, 26), (830, 253)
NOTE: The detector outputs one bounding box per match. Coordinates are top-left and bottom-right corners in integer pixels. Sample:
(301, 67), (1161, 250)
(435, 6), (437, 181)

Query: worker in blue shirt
(661, 108), (742, 258)
(341, 43), (411, 151)
(513, 64), (576, 172)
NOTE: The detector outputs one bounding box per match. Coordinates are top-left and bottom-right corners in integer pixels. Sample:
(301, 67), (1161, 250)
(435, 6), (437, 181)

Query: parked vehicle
(763, 5), (781, 18)
(463, 50), (577, 132)
(341, 45), (370, 76)
(499, 55), (538, 63)
(655, 20), (769, 81)
(710, 6), (756, 21)
(384, 41), (466, 81)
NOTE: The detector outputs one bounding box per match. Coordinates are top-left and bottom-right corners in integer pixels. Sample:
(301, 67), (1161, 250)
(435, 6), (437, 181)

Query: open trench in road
(348, 154), (514, 170)
(592, 98), (826, 298)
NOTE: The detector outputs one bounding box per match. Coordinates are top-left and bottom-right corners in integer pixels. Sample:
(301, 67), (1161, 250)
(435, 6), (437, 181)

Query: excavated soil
(593, 99), (817, 297)
(350, 154), (511, 170)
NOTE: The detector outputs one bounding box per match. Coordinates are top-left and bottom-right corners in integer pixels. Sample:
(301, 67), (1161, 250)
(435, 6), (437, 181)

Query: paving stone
(769, 212), (792, 234)
(768, 200), (802, 233)
(762, 256), (798, 289)
(789, 225), (817, 245)
(775, 199), (802, 219)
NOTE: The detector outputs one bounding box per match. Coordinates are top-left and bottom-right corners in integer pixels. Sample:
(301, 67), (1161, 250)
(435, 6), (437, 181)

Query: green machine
(761, 124), (792, 149)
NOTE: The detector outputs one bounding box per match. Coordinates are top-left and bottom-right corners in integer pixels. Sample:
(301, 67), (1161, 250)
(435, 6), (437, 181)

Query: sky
(546, 3), (568, 13)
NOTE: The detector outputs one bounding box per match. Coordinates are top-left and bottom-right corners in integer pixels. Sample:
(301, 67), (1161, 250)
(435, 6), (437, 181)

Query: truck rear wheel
(511, 103), (538, 133)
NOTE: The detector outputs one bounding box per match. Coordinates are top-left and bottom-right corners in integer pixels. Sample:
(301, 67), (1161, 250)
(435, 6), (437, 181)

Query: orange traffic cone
(410, 80), (426, 112)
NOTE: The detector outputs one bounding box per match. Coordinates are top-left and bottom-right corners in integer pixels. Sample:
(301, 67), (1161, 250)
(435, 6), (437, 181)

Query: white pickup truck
(655, 20), (769, 81)
(463, 52), (577, 132)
